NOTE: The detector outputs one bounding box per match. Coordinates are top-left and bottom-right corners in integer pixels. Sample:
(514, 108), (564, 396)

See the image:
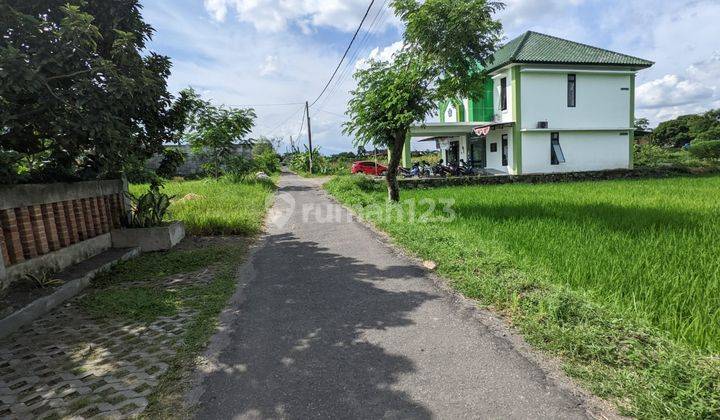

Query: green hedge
(689, 140), (720, 160)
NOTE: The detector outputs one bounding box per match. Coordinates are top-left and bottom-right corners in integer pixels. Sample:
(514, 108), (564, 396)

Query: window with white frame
(551, 132), (566, 165)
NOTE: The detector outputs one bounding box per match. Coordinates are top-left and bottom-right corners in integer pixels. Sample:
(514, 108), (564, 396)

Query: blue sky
(142, 0), (720, 154)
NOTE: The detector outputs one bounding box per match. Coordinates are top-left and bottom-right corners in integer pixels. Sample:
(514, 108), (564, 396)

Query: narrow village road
(193, 171), (593, 419)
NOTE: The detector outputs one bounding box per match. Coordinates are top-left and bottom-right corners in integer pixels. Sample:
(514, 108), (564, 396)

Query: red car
(351, 161), (388, 176)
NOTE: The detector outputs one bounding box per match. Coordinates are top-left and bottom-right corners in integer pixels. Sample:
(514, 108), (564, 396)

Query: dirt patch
(0, 279), (60, 317)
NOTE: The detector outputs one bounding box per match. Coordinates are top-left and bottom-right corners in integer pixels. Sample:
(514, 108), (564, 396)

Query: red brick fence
(0, 180), (128, 289)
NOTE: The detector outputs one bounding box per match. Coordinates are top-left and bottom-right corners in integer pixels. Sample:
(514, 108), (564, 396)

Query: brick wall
(0, 180), (127, 280)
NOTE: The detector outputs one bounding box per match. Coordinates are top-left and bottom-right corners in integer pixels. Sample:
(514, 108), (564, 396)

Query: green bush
(633, 144), (673, 167)
(157, 149), (186, 179)
(125, 182), (174, 228)
(253, 149), (280, 174)
(689, 140), (720, 160)
(0, 150), (23, 184)
(224, 155), (257, 183)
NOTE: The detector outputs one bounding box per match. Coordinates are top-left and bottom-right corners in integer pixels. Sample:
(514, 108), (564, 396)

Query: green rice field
(326, 174), (720, 418)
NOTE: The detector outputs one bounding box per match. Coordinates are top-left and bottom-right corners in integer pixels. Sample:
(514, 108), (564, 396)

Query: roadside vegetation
(325, 174), (720, 418)
(130, 178), (275, 236)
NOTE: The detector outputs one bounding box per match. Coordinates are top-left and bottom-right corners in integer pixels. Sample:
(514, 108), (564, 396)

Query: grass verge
(130, 178), (276, 236)
(325, 175), (720, 418)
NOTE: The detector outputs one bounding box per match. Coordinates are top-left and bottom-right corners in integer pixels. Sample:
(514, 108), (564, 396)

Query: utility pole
(305, 101), (313, 174)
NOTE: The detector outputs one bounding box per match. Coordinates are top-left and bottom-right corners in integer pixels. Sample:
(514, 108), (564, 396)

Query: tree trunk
(386, 131), (406, 202)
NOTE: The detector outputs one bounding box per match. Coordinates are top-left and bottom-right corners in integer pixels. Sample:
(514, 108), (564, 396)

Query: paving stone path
(0, 268), (213, 419)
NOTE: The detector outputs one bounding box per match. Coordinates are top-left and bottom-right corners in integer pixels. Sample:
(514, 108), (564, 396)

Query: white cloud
(637, 75), (714, 109)
(355, 41), (403, 70)
(259, 55), (278, 76)
(203, 0), (228, 21)
(498, 0), (587, 40)
(202, 0), (395, 33)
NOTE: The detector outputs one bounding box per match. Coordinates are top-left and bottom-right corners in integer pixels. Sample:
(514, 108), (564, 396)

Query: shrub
(125, 182), (174, 228)
(633, 144), (673, 167)
(253, 149), (280, 174)
(0, 150), (23, 184)
(224, 155), (257, 183)
(157, 149), (186, 179)
(689, 140), (720, 160)
(124, 158), (162, 185)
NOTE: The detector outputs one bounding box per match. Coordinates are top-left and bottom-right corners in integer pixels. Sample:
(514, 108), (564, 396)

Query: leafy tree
(182, 89), (256, 178)
(634, 117), (651, 132)
(689, 140), (720, 160)
(651, 110), (720, 148)
(344, 0), (503, 201)
(157, 148), (186, 179)
(692, 110), (720, 142)
(0, 0), (187, 183)
(651, 115), (698, 148)
(252, 136), (281, 174)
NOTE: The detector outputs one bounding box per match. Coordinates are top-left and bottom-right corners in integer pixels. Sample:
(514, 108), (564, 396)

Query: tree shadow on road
(197, 232), (437, 419)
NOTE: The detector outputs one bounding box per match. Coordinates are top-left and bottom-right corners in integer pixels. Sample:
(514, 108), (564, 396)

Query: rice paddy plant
(326, 174), (720, 418)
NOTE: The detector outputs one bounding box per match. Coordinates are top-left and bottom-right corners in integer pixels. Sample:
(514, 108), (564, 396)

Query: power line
(227, 102), (306, 108)
(315, 0), (389, 111)
(316, 108), (349, 119)
(309, 0), (376, 108)
(266, 105), (305, 135)
(295, 106), (306, 145)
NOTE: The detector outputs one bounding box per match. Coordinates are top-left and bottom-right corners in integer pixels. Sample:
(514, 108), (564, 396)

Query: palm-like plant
(125, 182), (174, 228)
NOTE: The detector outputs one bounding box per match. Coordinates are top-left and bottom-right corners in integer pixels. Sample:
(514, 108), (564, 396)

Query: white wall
(493, 69), (514, 123)
(521, 70), (631, 130)
(485, 128), (513, 173)
(522, 131), (630, 174)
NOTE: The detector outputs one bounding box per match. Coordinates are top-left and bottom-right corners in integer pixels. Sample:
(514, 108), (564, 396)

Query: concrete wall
(0, 180), (126, 289)
(485, 128), (514, 173)
(522, 130), (631, 174)
(146, 144), (253, 177)
(520, 68), (632, 130)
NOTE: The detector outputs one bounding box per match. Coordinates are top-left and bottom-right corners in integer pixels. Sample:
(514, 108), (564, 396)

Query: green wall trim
(388, 132), (413, 169)
(403, 132), (412, 168)
(439, 99), (465, 123)
(629, 74), (635, 169)
(438, 101), (448, 123)
(511, 66), (523, 174)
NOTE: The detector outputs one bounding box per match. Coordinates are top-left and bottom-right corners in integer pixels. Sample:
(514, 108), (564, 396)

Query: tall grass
(130, 178), (275, 236)
(326, 175), (720, 417)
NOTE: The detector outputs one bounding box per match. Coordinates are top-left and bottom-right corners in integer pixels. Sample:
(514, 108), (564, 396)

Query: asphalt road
(194, 172), (591, 419)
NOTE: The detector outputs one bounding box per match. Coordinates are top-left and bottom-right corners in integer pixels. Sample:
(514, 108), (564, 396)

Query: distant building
(406, 31), (654, 174)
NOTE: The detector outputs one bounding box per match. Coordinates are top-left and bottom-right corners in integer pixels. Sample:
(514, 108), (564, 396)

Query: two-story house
(406, 31), (654, 174)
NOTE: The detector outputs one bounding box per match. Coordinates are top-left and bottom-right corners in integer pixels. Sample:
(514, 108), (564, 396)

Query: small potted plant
(111, 182), (185, 252)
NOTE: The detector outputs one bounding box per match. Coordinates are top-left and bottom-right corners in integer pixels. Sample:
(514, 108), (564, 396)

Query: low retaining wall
(0, 180), (128, 289)
(395, 167), (718, 189)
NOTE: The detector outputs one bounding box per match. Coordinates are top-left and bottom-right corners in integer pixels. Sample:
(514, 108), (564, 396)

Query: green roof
(485, 31), (654, 73)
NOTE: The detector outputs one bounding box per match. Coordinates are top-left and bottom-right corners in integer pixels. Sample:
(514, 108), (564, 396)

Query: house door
(469, 136), (486, 168)
(448, 141), (459, 165)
